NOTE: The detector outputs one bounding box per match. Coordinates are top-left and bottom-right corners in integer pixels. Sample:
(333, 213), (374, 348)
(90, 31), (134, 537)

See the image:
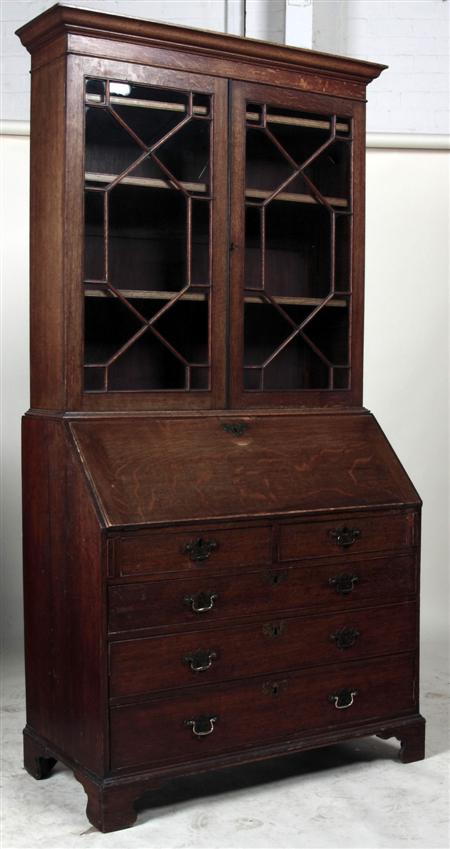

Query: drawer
(110, 652), (416, 770)
(108, 553), (417, 633)
(109, 602), (417, 698)
(111, 524), (272, 578)
(279, 511), (415, 562)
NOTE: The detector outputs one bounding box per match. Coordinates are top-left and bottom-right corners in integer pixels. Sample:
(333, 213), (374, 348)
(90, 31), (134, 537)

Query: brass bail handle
(328, 688), (358, 709)
(184, 715), (218, 737)
(184, 591), (218, 613)
(329, 526), (361, 548)
(183, 649), (217, 672)
(184, 538), (218, 562)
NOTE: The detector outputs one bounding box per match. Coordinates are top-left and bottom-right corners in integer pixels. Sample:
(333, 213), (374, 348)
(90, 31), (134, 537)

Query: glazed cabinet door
(67, 58), (228, 410)
(229, 81), (365, 408)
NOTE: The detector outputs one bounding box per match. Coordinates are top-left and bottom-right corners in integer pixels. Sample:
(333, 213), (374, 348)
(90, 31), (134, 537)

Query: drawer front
(279, 512), (415, 562)
(110, 653), (416, 770)
(112, 525), (272, 578)
(108, 553), (417, 633)
(109, 602), (417, 698)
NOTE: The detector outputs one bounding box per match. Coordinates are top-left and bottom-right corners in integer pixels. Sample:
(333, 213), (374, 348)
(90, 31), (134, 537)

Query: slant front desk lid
(69, 413), (420, 528)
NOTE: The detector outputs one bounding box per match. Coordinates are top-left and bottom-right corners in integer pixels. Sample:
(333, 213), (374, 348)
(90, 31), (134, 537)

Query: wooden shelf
(85, 172), (208, 193)
(245, 188), (348, 208)
(245, 294), (347, 307)
(85, 173), (348, 208)
(84, 289), (347, 308)
(86, 92), (209, 115)
(85, 93), (349, 132)
(85, 288), (207, 302)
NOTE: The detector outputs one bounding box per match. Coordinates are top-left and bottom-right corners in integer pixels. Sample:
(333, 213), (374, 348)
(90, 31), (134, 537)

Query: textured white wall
(3, 1), (450, 133)
(1, 0), (231, 122)
(312, 0), (450, 134)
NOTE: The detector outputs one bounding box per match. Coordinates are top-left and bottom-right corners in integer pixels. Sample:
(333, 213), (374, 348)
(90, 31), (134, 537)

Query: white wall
(1, 0), (232, 122)
(312, 0), (450, 134)
(1, 132), (449, 652)
(3, 1), (450, 134)
(364, 145), (449, 647)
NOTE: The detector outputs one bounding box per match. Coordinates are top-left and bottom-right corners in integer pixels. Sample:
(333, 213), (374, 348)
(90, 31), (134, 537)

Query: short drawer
(111, 524), (272, 578)
(279, 511), (415, 562)
(109, 601), (417, 698)
(110, 652), (416, 770)
(108, 553), (417, 633)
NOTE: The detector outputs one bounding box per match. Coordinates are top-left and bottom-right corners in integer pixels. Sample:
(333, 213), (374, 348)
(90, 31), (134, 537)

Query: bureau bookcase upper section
(17, 4), (385, 413)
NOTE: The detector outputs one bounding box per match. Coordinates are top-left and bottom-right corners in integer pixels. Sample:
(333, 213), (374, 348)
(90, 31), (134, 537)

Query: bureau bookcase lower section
(21, 412), (425, 833)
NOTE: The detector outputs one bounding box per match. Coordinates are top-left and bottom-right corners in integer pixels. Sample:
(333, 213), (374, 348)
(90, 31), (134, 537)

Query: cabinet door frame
(229, 80), (365, 409)
(65, 55), (228, 411)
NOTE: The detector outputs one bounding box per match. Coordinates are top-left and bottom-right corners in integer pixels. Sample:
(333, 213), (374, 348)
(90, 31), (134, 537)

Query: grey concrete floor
(1, 640), (449, 849)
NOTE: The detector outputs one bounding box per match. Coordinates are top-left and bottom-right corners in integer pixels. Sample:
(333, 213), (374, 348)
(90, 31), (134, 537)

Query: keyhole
(273, 625), (281, 637)
(272, 574), (281, 585)
(272, 684), (279, 696)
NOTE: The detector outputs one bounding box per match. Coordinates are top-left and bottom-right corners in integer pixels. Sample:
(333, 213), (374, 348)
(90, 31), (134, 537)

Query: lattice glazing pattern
(243, 103), (353, 392)
(83, 79), (212, 392)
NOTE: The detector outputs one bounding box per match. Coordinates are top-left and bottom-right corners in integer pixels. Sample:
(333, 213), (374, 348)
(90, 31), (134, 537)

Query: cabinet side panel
(22, 416), (106, 774)
(29, 58), (67, 410)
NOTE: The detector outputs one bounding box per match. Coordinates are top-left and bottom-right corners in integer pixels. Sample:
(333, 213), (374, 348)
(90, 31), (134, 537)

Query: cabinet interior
(83, 77), (353, 396)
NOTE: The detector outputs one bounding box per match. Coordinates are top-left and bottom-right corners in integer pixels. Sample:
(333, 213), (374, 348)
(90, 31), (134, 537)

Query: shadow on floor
(134, 735), (402, 822)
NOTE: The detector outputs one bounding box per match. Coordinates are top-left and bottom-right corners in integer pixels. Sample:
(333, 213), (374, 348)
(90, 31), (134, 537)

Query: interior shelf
(85, 172), (208, 194)
(245, 188), (348, 208)
(85, 93), (349, 132)
(85, 172), (348, 208)
(84, 289), (347, 307)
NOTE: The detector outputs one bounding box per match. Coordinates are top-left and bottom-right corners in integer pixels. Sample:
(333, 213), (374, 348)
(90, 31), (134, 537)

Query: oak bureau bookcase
(17, 3), (425, 833)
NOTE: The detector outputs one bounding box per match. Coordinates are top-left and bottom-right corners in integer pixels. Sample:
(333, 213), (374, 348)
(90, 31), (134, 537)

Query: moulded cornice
(16, 3), (386, 85)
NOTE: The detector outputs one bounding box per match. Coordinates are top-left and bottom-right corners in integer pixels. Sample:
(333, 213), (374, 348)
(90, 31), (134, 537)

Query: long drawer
(109, 601), (416, 698)
(279, 511), (415, 562)
(110, 653), (416, 770)
(108, 553), (417, 633)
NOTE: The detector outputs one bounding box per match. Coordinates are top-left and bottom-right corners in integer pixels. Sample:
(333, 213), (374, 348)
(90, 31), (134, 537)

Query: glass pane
(84, 366), (106, 392)
(304, 296), (350, 365)
(190, 366), (210, 390)
(243, 98), (352, 393)
(154, 298), (209, 364)
(244, 301), (292, 366)
(108, 331), (186, 391)
(85, 190), (104, 280)
(108, 184), (187, 293)
(265, 201), (331, 300)
(244, 206), (262, 290)
(191, 199), (210, 285)
(83, 78), (212, 393)
(84, 292), (143, 365)
(264, 337), (329, 390)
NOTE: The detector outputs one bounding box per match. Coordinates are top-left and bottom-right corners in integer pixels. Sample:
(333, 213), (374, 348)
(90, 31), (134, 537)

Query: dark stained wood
(109, 653), (417, 770)
(376, 715), (426, 763)
(22, 416), (106, 774)
(19, 6), (423, 834)
(23, 730), (57, 780)
(69, 412), (420, 528)
(109, 601), (417, 698)
(112, 524), (272, 578)
(107, 553), (417, 633)
(28, 56), (67, 410)
(278, 510), (415, 561)
(67, 35), (370, 101)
